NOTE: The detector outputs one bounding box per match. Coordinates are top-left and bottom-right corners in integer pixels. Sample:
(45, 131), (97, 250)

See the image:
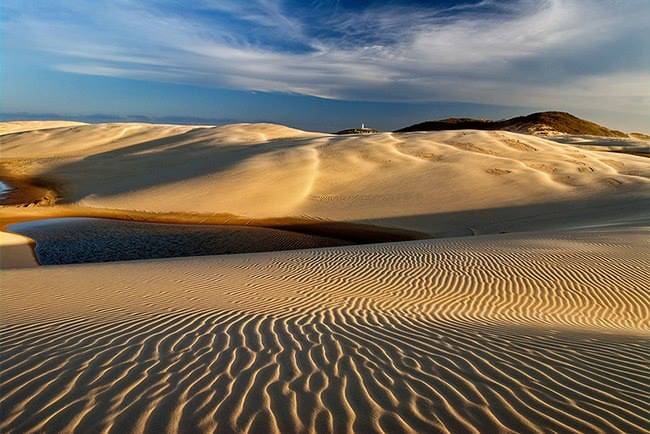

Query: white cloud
(3, 0), (649, 114)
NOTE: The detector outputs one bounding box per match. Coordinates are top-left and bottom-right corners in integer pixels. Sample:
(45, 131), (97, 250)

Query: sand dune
(547, 134), (650, 157)
(1, 123), (649, 235)
(0, 231), (38, 268)
(0, 121), (88, 136)
(1, 122), (649, 433)
(1, 228), (648, 433)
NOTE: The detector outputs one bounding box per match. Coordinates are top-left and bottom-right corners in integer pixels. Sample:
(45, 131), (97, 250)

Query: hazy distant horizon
(3, 106), (649, 135)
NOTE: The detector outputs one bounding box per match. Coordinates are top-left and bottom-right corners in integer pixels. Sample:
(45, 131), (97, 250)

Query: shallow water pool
(8, 217), (348, 265)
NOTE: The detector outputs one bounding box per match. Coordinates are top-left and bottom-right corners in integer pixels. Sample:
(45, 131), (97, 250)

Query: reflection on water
(8, 217), (347, 265)
(0, 181), (14, 202)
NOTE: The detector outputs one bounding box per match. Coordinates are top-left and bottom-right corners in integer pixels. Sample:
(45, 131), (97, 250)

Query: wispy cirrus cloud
(3, 0), (649, 114)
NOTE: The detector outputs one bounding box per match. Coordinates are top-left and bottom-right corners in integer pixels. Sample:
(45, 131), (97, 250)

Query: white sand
(1, 122), (649, 433)
(0, 231), (38, 268)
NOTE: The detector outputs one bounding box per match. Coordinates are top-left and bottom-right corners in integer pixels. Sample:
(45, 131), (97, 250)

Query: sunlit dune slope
(0, 121), (88, 136)
(1, 122), (649, 235)
(0, 122), (321, 158)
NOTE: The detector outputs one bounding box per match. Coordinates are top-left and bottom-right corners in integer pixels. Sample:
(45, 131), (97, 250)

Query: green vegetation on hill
(396, 111), (628, 137)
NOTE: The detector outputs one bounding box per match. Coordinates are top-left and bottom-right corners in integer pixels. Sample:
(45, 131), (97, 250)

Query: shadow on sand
(36, 127), (327, 202)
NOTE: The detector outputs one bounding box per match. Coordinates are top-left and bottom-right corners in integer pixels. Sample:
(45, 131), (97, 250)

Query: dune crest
(0, 121), (88, 136)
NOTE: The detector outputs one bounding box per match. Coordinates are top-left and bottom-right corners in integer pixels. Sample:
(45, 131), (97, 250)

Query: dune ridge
(1, 123), (649, 235)
(0, 121), (88, 136)
(1, 228), (649, 433)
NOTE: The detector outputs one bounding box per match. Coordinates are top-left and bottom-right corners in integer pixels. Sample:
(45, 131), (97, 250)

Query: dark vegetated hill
(396, 111), (628, 137)
(335, 127), (379, 135)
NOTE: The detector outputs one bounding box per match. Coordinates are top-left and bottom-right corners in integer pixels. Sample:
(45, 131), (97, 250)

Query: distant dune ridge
(0, 120), (87, 136)
(1, 120), (650, 433)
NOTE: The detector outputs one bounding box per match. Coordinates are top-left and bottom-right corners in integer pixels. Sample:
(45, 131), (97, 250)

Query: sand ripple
(2, 228), (648, 433)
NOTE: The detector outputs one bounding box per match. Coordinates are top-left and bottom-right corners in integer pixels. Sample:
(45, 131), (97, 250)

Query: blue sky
(2, 0), (649, 132)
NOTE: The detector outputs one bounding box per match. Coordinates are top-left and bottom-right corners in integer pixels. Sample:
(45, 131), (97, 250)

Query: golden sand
(1, 122), (649, 433)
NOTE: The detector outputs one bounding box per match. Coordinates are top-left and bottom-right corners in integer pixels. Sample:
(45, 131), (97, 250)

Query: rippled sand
(2, 228), (649, 433)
